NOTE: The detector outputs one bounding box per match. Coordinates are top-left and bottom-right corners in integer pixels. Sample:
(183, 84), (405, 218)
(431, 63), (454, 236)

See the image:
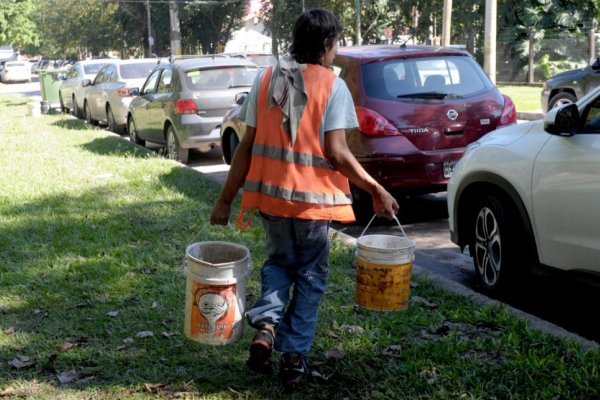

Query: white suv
(447, 87), (600, 291)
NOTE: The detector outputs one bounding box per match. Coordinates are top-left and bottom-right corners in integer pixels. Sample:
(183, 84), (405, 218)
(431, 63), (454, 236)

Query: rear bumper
(357, 149), (464, 193)
(176, 115), (223, 150)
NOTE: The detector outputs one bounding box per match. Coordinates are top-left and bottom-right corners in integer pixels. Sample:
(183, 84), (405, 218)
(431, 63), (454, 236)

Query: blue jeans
(245, 212), (330, 355)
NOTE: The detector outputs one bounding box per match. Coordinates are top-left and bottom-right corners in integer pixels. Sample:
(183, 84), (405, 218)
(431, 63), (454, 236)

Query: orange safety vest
(237, 64), (356, 227)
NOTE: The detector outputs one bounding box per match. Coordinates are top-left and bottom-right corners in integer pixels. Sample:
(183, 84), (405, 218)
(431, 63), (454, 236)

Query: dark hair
(289, 8), (342, 65)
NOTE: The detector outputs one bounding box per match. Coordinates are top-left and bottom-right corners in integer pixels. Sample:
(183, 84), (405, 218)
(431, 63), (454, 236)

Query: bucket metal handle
(359, 214), (407, 238)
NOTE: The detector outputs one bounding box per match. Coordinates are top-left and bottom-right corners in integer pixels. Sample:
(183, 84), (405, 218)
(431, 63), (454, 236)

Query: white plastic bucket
(355, 216), (415, 311)
(184, 241), (251, 345)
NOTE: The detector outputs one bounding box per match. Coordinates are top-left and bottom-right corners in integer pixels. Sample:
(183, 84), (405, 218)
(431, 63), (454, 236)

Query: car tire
(106, 105), (121, 134)
(72, 95), (83, 119)
(59, 92), (67, 114)
(84, 101), (98, 126)
(226, 131), (240, 165)
(166, 125), (189, 164)
(548, 92), (577, 110)
(128, 117), (145, 146)
(469, 192), (531, 292)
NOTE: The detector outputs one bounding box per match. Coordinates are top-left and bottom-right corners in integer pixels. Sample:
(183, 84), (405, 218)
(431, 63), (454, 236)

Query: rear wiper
(396, 92), (463, 100)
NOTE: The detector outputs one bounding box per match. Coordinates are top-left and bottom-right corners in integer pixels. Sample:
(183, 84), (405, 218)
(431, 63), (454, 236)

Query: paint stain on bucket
(355, 234), (415, 311)
(184, 241), (251, 345)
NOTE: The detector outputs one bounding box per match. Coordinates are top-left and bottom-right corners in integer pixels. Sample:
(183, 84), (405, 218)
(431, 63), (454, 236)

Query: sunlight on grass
(1, 96), (599, 399)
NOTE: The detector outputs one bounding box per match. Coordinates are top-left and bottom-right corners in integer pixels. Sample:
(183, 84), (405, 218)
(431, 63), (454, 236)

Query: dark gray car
(541, 57), (600, 113)
(127, 57), (259, 163)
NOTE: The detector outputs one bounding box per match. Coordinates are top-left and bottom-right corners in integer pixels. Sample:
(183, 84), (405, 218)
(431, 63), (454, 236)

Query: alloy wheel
(474, 207), (502, 287)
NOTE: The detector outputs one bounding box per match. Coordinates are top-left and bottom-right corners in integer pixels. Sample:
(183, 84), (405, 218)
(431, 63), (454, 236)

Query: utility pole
(441, 0), (452, 46)
(169, 0), (182, 56)
(484, 0), (497, 84)
(356, 0), (361, 46)
(146, 0), (153, 57)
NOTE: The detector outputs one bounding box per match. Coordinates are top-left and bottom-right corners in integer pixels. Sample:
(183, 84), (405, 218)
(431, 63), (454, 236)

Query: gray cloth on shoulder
(267, 56), (308, 146)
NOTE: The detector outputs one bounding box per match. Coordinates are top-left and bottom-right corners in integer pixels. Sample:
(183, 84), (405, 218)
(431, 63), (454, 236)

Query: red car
(333, 45), (516, 219)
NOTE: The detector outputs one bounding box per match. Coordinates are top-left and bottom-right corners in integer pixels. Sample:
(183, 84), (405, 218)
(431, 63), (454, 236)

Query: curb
(330, 228), (599, 349)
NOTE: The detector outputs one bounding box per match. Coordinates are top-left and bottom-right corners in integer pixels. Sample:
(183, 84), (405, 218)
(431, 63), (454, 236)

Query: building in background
(224, 0), (271, 54)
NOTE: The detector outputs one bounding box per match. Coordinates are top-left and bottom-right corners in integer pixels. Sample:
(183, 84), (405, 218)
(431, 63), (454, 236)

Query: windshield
(84, 63), (108, 75)
(184, 66), (259, 90)
(362, 56), (494, 100)
(119, 62), (157, 80)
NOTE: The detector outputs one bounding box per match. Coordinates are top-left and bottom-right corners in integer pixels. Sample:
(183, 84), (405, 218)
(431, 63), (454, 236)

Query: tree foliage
(0, 0), (38, 49)
(180, 0), (246, 54)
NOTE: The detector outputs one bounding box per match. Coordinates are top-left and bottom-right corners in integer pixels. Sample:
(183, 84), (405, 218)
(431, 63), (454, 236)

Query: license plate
(443, 160), (457, 179)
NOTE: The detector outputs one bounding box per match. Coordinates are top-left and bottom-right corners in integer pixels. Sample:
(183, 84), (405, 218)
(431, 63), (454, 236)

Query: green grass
(497, 84), (543, 113)
(1, 96), (599, 399)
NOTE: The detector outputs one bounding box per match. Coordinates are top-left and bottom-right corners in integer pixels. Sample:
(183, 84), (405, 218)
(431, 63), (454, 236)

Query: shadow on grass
(0, 182), (276, 398)
(51, 118), (90, 130)
(80, 136), (153, 158)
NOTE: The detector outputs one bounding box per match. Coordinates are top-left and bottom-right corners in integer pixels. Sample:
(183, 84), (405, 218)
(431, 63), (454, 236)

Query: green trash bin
(39, 67), (69, 113)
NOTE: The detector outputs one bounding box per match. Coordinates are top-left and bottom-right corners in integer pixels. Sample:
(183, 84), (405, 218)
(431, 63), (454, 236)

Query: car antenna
(400, 28), (416, 48)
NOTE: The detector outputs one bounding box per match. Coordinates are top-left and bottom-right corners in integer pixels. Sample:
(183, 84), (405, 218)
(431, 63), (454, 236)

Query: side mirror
(544, 103), (579, 137)
(234, 91), (248, 105)
(129, 87), (140, 96)
(81, 79), (92, 87)
(592, 57), (600, 70)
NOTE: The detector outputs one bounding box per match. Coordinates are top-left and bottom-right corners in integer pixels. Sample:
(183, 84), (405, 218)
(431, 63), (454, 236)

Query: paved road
(3, 79), (597, 345)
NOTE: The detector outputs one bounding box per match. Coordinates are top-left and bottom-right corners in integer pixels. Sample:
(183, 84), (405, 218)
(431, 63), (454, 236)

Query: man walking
(210, 8), (398, 389)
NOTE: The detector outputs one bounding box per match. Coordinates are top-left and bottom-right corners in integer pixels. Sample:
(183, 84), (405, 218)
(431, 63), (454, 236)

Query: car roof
(336, 45), (472, 64)
(173, 57), (258, 70)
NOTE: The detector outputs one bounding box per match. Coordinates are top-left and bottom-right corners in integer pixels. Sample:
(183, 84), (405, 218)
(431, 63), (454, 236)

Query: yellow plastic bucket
(355, 216), (415, 311)
(184, 241), (251, 345)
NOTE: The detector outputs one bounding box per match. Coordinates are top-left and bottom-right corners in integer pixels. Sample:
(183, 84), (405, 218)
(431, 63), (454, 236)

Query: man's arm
(209, 125), (257, 225)
(324, 129), (398, 219)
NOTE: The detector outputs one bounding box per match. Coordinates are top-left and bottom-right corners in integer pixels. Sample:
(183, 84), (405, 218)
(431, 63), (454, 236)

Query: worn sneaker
(280, 353), (309, 390)
(246, 329), (274, 374)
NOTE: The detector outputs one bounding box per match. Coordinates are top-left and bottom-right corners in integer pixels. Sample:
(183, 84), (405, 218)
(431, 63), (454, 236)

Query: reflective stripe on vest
(251, 143), (335, 170)
(244, 179), (352, 205)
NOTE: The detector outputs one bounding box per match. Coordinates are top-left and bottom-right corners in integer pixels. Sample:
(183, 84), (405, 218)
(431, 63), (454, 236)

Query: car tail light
(175, 99), (198, 114)
(117, 87), (132, 97)
(498, 95), (517, 126)
(355, 106), (400, 136)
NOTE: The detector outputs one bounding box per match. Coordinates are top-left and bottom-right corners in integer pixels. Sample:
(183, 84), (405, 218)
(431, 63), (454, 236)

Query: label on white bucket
(190, 281), (237, 339)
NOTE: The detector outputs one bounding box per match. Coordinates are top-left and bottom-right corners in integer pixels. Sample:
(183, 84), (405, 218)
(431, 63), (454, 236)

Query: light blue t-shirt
(240, 69), (359, 148)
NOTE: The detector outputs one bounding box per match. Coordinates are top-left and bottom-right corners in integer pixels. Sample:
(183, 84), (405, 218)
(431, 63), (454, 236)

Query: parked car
(448, 87), (600, 292)
(220, 92), (248, 165)
(58, 59), (113, 117)
(82, 58), (157, 133)
(541, 57), (600, 113)
(32, 59), (50, 73)
(127, 57), (258, 163)
(0, 61), (31, 83)
(220, 45), (516, 220)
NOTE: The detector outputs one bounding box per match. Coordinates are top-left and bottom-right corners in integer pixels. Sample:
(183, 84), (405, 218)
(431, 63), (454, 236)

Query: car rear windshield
(362, 56), (494, 100)
(84, 63), (108, 75)
(184, 66), (259, 90)
(247, 54), (277, 68)
(119, 62), (157, 79)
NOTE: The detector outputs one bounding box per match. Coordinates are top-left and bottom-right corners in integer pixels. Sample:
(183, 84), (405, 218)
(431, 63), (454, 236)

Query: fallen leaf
(151, 301), (158, 308)
(382, 345), (402, 356)
(325, 348), (345, 360)
(56, 342), (75, 351)
(57, 370), (79, 385)
(106, 311), (119, 317)
(188, 223), (198, 230)
(340, 324), (364, 334)
(73, 301), (92, 308)
(327, 330), (340, 339)
(4, 326), (15, 335)
(33, 309), (49, 318)
(8, 355), (34, 369)
(418, 367), (439, 385)
(410, 281), (420, 288)
(136, 330), (154, 338)
(126, 271), (136, 277)
(145, 383), (169, 393)
(411, 296), (438, 309)
(161, 331), (179, 339)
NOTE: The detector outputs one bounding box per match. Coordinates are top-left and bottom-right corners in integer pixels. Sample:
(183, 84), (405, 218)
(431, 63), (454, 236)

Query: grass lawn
(496, 84), (543, 113)
(1, 96), (599, 399)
